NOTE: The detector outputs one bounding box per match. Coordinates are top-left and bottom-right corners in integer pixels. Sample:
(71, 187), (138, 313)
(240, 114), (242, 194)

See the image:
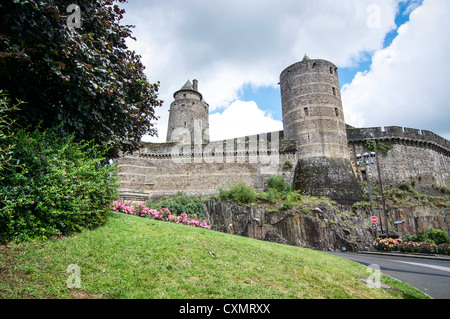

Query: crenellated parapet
(346, 126), (450, 156)
(137, 130), (298, 159)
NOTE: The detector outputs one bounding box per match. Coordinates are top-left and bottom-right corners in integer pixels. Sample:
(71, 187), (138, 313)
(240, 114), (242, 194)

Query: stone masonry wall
(117, 131), (298, 200)
(347, 126), (450, 188)
(118, 154), (292, 200)
(117, 126), (449, 201)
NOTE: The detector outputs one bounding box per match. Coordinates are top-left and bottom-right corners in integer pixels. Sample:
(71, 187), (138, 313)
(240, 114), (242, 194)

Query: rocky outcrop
(205, 198), (374, 252)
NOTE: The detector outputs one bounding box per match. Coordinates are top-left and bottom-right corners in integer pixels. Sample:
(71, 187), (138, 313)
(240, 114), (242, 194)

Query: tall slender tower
(166, 79), (209, 144)
(280, 56), (361, 204)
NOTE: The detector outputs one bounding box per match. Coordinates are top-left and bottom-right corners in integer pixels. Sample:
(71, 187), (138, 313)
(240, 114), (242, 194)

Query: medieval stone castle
(117, 56), (450, 205)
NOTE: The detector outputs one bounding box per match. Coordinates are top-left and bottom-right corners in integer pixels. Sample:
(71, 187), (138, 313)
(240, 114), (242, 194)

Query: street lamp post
(356, 152), (377, 237)
(356, 151), (390, 238)
(374, 150), (389, 238)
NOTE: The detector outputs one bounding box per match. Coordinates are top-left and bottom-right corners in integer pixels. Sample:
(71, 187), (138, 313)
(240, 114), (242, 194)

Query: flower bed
(374, 238), (450, 255)
(111, 200), (211, 229)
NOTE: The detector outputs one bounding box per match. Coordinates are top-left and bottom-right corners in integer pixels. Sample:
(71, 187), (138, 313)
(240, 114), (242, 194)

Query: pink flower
(110, 200), (211, 229)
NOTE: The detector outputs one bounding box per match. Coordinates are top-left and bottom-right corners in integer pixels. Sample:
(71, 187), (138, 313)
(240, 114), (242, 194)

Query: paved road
(327, 252), (450, 299)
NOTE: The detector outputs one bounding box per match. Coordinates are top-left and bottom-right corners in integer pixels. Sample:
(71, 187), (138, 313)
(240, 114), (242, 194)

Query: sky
(120, 0), (450, 142)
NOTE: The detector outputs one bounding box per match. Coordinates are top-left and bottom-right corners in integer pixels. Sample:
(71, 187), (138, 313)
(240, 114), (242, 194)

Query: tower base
(293, 157), (362, 205)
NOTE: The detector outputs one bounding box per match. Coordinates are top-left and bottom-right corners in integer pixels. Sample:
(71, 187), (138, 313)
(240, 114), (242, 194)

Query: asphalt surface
(327, 251), (450, 299)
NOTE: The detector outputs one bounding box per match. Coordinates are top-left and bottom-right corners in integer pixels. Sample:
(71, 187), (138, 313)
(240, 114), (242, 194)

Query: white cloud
(209, 101), (283, 141)
(120, 0), (408, 142)
(341, 0), (450, 140)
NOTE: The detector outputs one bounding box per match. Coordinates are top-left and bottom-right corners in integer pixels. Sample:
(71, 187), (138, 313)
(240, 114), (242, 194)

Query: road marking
(390, 260), (450, 273)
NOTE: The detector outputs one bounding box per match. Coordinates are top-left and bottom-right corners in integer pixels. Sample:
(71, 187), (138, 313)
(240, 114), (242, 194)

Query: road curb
(357, 251), (450, 261)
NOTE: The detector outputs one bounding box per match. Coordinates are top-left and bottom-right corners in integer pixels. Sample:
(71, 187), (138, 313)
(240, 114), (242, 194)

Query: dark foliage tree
(0, 0), (163, 156)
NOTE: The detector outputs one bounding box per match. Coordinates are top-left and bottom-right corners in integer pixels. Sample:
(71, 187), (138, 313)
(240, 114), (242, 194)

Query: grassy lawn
(0, 212), (429, 299)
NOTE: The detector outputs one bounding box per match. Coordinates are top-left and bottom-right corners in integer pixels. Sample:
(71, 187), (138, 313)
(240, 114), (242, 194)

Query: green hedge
(0, 128), (118, 243)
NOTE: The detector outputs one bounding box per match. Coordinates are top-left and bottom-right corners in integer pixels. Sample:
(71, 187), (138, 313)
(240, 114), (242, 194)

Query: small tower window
(335, 108), (339, 117)
(180, 104), (186, 110)
(183, 94), (186, 98)
(330, 67), (333, 74)
(304, 107), (309, 117)
(332, 87), (336, 96)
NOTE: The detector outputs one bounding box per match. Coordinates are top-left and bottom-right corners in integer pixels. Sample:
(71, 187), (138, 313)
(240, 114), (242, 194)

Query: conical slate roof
(173, 79), (204, 101)
(180, 79), (193, 90)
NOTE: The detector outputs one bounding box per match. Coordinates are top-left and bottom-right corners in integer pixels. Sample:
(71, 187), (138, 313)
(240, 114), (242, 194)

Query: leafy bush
(1, 0), (163, 155)
(280, 191), (306, 211)
(0, 128), (119, 243)
(0, 91), (21, 178)
(267, 175), (286, 192)
(147, 192), (208, 220)
(257, 188), (279, 204)
(403, 227), (449, 245)
(283, 160), (293, 169)
(219, 182), (256, 205)
(267, 175), (292, 194)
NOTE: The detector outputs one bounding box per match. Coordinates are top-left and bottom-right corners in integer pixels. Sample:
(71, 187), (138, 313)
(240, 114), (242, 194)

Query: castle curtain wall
(347, 126), (450, 188)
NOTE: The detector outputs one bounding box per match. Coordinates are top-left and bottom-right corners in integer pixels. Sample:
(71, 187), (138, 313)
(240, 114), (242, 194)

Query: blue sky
(122, 0), (449, 142)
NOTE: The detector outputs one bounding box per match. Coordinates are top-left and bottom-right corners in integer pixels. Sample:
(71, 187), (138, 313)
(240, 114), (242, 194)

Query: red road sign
(370, 216), (378, 223)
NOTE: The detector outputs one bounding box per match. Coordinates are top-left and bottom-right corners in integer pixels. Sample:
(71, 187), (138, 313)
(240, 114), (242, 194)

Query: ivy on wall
(365, 140), (393, 156)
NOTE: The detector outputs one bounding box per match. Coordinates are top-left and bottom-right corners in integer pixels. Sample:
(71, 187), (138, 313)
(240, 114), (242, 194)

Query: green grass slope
(0, 212), (428, 299)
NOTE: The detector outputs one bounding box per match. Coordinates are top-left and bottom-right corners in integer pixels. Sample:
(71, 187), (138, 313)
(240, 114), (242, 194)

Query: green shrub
(280, 191), (304, 210)
(148, 192), (207, 220)
(0, 91), (22, 179)
(280, 200), (294, 211)
(0, 128), (119, 243)
(426, 227), (449, 245)
(402, 227), (449, 245)
(283, 160), (293, 169)
(219, 182), (256, 205)
(398, 181), (418, 195)
(267, 175), (291, 193)
(257, 188), (279, 204)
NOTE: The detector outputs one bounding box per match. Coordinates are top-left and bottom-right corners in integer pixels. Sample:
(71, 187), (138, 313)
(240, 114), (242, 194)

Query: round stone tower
(166, 79), (209, 144)
(280, 55), (361, 204)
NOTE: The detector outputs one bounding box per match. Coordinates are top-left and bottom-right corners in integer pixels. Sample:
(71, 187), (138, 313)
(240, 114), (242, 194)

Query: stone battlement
(136, 126), (449, 158)
(137, 130), (297, 158)
(347, 126), (450, 156)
